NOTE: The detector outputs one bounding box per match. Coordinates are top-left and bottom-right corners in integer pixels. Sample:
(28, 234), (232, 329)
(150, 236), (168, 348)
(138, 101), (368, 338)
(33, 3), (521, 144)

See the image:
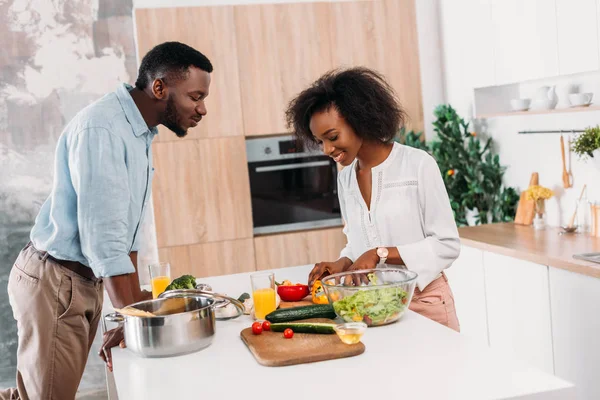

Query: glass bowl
(334, 322), (367, 344)
(321, 268), (418, 327)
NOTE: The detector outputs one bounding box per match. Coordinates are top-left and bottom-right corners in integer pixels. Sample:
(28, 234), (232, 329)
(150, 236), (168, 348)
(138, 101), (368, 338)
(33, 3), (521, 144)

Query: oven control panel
(246, 134), (322, 163)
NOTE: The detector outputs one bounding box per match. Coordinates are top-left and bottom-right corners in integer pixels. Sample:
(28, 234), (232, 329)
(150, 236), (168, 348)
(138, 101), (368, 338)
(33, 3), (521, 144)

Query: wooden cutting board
(514, 172), (539, 225)
(240, 318), (365, 367)
(278, 295), (314, 309)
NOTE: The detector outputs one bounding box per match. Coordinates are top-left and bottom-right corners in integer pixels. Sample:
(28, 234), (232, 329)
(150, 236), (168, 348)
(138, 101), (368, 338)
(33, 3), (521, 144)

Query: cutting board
(278, 295), (314, 309)
(514, 172), (539, 225)
(240, 318), (365, 367)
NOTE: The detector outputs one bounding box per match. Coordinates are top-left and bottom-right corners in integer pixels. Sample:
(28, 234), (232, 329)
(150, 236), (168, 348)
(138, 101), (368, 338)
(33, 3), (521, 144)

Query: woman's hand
(308, 257), (353, 287)
(344, 249), (380, 285)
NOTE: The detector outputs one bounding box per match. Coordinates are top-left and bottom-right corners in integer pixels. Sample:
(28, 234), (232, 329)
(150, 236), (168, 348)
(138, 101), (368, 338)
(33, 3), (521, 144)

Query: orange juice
(253, 288), (276, 320)
(151, 276), (171, 299)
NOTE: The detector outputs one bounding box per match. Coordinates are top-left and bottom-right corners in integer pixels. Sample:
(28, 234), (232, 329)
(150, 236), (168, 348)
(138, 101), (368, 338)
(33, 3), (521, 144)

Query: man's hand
(308, 257), (352, 287)
(99, 326), (126, 372)
(344, 249), (380, 285)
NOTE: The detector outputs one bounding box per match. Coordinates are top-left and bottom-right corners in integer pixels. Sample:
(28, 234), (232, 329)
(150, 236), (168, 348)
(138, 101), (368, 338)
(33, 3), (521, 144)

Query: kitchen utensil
(567, 136), (574, 186)
(104, 290), (244, 358)
(333, 322), (367, 344)
(569, 93), (593, 107)
(510, 98), (531, 111)
(277, 284), (310, 302)
(561, 136), (572, 188)
(240, 318), (365, 366)
(321, 268), (417, 327)
(515, 172), (539, 225)
(591, 202), (600, 237)
(532, 86), (558, 110)
(559, 225), (577, 235)
(567, 184), (587, 228)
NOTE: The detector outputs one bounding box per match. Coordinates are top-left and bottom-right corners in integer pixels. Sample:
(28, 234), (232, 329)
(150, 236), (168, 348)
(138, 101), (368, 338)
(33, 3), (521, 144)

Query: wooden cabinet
(483, 252), (554, 375)
(151, 136), (253, 248)
(329, 0), (423, 132)
(158, 239), (256, 278)
(550, 267), (600, 400)
(134, 6), (244, 141)
(556, 0), (599, 75)
(234, 2), (333, 136)
(254, 227), (346, 271)
(444, 245), (489, 346)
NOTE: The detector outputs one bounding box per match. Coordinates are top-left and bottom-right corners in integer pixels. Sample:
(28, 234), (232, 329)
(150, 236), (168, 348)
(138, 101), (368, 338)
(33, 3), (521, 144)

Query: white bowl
(510, 98), (531, 111)
(531, 98), (556, 110)
(569, 93), (593, 107)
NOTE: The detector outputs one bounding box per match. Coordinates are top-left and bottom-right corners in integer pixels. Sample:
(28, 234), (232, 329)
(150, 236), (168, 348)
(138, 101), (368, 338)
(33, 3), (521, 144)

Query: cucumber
(265, 304), (336, 323)
(270, 322), (336, 334)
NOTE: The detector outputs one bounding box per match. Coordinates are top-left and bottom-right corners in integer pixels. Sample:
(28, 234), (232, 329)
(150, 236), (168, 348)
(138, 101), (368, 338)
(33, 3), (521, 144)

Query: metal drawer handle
(255, 160), (330, 173)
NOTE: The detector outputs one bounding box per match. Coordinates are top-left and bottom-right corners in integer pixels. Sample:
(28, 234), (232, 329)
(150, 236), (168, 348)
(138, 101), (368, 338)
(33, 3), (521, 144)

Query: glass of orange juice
(148, 262), (171, 299)
(250, 271), (276, 320)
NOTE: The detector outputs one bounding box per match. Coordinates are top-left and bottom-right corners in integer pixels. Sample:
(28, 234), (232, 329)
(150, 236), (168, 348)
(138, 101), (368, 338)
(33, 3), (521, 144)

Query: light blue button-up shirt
(31, 83), (158, 278)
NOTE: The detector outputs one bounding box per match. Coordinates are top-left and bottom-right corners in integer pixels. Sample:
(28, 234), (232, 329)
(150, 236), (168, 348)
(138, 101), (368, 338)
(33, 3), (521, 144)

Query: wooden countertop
(458, 223), (600, 279)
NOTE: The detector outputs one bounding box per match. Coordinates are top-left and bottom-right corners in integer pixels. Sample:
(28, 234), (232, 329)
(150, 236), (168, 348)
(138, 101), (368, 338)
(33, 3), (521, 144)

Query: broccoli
(164, 275), (197, 291)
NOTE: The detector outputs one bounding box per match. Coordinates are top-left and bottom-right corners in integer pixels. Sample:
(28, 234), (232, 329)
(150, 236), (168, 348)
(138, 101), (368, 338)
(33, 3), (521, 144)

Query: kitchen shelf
(477, 105), (600, 119)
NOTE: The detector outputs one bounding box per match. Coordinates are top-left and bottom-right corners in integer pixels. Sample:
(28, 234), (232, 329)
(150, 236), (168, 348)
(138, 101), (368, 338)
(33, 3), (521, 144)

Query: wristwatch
(376, 247), (389, 265)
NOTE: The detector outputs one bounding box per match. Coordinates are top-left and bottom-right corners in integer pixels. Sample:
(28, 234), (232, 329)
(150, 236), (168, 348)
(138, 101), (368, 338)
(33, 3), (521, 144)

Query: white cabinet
(556, 0), (599, 75)
(463, 0), (495, 89)
(483, 252), (555, 375)
(440, 0), (495, 89)
(491, 0), (559, 84)
(444, 245), (489, 346)
(550, 267), (600, 400)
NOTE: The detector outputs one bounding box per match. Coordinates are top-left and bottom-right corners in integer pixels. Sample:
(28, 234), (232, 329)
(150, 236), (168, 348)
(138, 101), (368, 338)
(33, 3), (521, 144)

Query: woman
(285, 67), (461, 331)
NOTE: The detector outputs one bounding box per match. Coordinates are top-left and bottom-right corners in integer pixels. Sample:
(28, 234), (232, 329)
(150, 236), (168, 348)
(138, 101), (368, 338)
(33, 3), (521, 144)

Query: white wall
(438, 0), (600, 228)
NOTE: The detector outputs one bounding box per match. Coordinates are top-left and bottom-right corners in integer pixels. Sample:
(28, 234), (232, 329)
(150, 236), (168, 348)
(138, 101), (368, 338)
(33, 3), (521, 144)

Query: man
(0, 41), (212, 400)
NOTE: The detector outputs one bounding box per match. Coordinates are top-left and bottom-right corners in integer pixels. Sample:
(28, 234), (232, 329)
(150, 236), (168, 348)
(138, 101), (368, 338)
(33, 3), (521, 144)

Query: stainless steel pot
(103, 290), (244, 358)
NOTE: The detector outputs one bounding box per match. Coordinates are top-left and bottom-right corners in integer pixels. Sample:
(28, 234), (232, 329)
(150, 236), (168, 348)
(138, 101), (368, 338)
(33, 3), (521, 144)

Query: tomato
(283, 328), (294, 339)
(252, 321), (263, 335)
(262, 321), (271, 331)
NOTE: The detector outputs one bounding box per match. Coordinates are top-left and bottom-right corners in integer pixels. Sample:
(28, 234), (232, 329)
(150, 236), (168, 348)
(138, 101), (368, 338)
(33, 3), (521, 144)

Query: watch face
(377, 247), (388, 258)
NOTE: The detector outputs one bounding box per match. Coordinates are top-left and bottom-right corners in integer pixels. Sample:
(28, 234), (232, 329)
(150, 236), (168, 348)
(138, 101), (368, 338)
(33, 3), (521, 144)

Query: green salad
(332, 287), (408, 326)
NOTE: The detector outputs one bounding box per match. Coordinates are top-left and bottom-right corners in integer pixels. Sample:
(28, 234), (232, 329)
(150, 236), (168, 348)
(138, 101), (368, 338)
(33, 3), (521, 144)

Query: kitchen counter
(458, 222), (600, 279)
(108, 264), (575, 400)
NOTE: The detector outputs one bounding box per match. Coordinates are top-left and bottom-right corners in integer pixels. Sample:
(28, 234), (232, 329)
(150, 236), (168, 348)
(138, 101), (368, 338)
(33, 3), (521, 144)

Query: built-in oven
(246, 135), (342, 235)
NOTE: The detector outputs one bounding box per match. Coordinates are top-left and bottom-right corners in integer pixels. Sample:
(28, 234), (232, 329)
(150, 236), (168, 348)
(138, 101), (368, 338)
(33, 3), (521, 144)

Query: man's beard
(163, 96), (187, 138)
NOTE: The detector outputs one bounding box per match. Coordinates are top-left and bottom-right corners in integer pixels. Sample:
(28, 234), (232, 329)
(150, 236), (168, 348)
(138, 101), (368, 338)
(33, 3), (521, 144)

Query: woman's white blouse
(337, 142), (460, 291)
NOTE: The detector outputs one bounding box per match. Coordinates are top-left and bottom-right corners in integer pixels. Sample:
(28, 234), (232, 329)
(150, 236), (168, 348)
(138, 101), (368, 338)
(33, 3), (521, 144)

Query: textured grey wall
(0, 0), (158, 394)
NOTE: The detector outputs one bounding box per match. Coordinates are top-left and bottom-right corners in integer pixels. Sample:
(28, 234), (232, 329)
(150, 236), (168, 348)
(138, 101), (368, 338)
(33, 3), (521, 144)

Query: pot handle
(102, 312), (125, 334)
(211, 293), (245, 320)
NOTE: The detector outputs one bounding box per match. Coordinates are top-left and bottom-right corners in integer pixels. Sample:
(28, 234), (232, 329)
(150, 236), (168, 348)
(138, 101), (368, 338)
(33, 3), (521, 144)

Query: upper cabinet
(451, 0), (600, 89)
(491, 0), (559, 85)
(329, 0), (424, 132)
(151, 136), (253, 248)
(555, 0), (599, 75)
(234, 2), (333, 136)
(135, 7), (244, 141)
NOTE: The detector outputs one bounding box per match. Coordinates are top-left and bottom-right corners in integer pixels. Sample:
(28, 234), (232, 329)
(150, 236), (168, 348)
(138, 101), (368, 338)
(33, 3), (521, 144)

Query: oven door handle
(255, 160), (331, 173)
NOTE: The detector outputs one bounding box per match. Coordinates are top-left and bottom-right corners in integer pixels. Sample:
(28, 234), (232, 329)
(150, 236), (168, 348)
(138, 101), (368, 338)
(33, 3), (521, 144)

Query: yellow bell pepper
(311, 280), (329, 304)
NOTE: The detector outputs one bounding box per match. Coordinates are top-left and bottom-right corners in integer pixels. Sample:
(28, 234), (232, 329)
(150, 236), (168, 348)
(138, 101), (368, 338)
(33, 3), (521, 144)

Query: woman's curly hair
(285, 67), (407, 148)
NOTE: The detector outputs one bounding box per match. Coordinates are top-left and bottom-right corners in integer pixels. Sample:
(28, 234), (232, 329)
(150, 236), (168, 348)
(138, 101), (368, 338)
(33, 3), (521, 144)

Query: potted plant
(571, 125), (600, 170)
